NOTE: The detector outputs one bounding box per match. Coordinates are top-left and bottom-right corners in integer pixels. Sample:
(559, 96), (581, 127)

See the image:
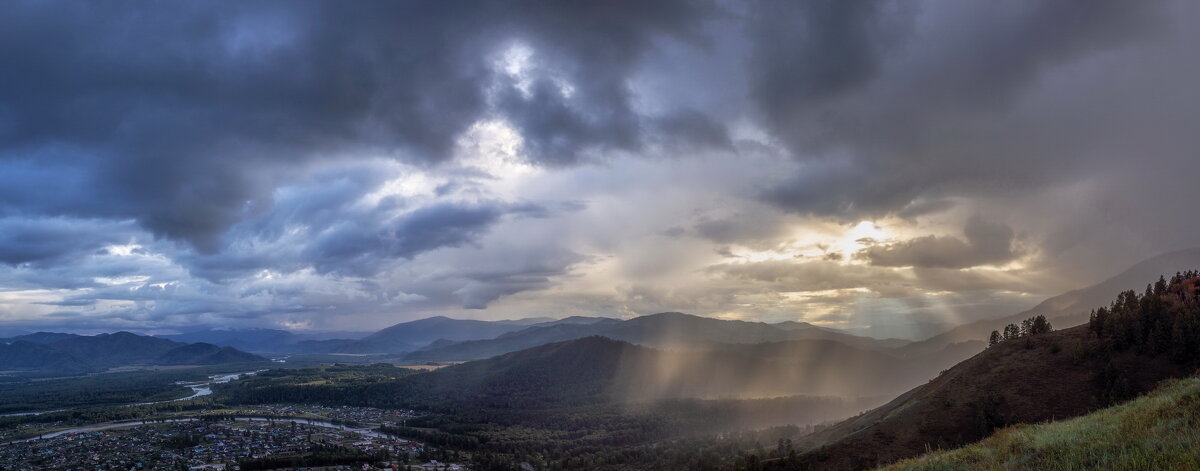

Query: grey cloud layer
(1, 0), (1198, 333)
(856, 215), (1018, 269)
(754, 0), (1188, 219)
(0, 0), (719, 248)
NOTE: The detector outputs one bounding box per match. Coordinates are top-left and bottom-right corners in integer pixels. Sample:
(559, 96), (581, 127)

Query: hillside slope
(786, 324), (1193, 470)
(0, 332), (266, 376)
(409, 336), (659, 407)
(156, 342), (266, 365)
(0, 341), (93, 374)
(876, 375), (1200, 471)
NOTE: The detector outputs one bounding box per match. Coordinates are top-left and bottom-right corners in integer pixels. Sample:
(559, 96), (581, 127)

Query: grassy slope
(788, 325), (1192, 470)
(876, 375), (1200, 471)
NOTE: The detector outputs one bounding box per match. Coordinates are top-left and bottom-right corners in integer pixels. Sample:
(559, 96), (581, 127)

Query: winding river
(130, 370), (263, 406)
(0, 370), (263, 418)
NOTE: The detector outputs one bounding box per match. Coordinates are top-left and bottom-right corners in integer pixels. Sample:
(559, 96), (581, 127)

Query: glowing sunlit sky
(1, 1), (1199, 339)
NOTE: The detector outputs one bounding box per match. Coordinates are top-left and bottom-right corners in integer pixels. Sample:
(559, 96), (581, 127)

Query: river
(129, 370), (264, 406)
(0, 370), (264, 417)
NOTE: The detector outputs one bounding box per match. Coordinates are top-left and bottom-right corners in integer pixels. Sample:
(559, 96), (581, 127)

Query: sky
(1, 1), (1198, 339)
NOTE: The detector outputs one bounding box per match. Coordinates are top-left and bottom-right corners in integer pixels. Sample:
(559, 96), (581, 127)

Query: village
(0, 405), (468, 471)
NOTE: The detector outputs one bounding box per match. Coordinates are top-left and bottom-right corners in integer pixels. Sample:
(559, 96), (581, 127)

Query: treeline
(988, 315), (1053, 347)
(1084, 270), (1200, 406)
(0, 370), (201, 414)
(214, 364), (421, 407)
(238, 445), (388, 470)
(379, 424), (482, 450)
(463, 425), (809, 471)
(1089, 271), (1200, 363)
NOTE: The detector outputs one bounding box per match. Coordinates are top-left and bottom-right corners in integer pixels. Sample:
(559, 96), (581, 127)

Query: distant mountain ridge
(405, 312), (911, 362)
(156, 316), (609, 354)
(0, 331), (265, 376)
(340, 316), (562, 353)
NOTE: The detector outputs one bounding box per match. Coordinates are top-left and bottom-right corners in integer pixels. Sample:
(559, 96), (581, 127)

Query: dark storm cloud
(856, 215), (1018, 269)
(178, 164), (574, 281)
(748, 0), (911, 127)
(2, 0), (1198, 332)
(750, 0), (1171, 218)
(0, 0), (719, 249)
(452, 249), (584, 309)
(0, 217), (138, 266)
(651, 109), (734, 151)
(308, 202), (505, 275)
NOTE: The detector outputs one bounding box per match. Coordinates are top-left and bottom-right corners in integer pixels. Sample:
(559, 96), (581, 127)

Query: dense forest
(0, 331), (265, 376)
(238, 445), (390, 470)
(0, 371), (194, 414)
(1089, 271), (1200, 363)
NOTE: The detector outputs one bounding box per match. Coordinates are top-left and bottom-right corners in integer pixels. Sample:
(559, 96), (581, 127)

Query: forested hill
(0, 331), (266, 376)
(221, 334), (965, 405)
(774, 272), (1200, 471)
(220, 337), (660, 409)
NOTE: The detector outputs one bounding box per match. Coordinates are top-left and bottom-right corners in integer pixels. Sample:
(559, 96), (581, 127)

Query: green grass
(876, 376), (1200, 471)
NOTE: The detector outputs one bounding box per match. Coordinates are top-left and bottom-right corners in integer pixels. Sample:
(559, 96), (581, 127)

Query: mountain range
(0, 331), (265, 376)
(403, 312), (917, 363)
(157, 315), (597, 354)
(155, 249), (1200, 368)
